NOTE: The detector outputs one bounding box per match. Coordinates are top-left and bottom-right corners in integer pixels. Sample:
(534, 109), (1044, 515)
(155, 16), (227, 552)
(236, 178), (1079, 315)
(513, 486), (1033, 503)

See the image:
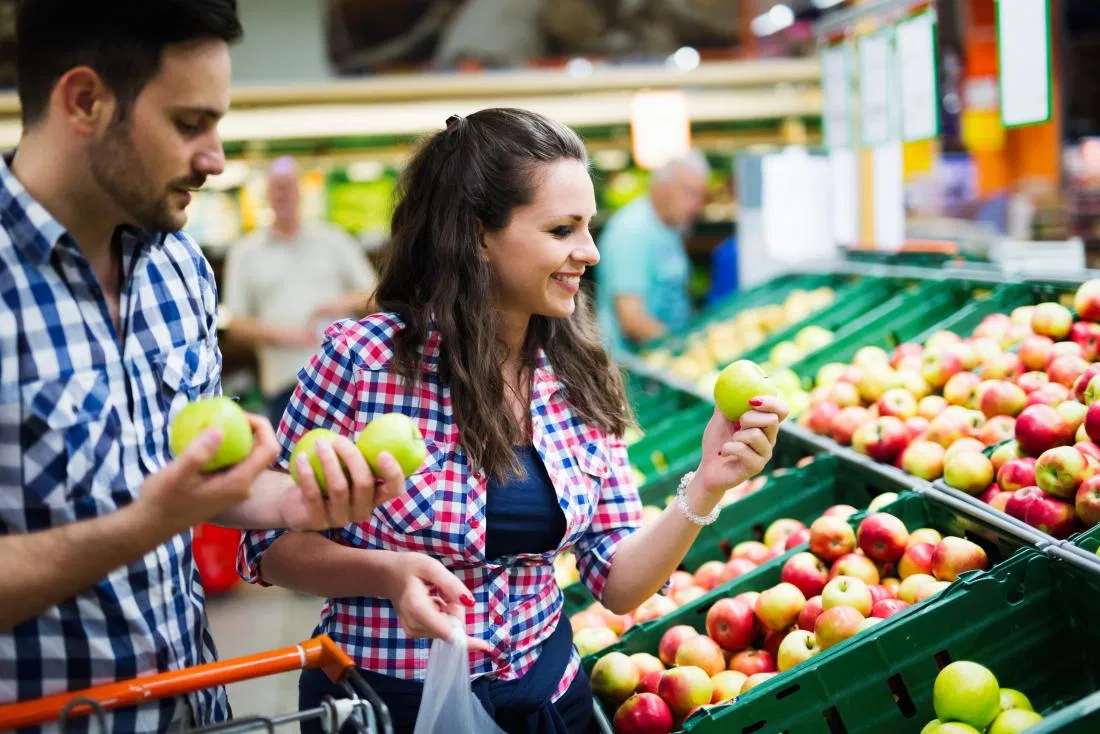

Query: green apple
(999, 688), (1034, 712)
(713, 360), (781, 422)
(356, 413), (428, 476)
(289, 428), (349, 497)
(169, 396), (253, 472)
(920, 720), (942, 734)
(867, 492), (898, 512)
(934, 724), (982, 734)
(987, 709), (1043, 734)
(933, 661), (1001, 730)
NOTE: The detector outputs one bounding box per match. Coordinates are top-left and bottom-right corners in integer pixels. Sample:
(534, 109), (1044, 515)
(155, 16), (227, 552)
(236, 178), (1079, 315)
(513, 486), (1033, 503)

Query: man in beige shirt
(222, 157), (378, 427)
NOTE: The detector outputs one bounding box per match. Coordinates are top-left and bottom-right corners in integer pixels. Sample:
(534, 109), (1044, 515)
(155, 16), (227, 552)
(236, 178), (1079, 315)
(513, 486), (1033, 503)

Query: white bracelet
(674, 471), (719, 526)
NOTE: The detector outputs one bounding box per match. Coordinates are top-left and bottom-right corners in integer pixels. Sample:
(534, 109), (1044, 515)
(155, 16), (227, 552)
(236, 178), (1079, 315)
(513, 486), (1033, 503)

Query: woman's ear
(475, 218), (491, 262)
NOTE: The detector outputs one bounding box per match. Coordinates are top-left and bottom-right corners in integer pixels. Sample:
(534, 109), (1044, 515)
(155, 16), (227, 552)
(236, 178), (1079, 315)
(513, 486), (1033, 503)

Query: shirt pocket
(371, 438), (446, 542)
(20, 370), (121, 506)
(145, 342), (210, 464)
(566, 440), (611, 541)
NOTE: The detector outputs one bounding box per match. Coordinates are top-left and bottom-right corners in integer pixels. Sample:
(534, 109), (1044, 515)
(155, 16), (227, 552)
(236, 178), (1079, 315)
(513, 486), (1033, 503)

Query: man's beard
(89, 119), (183, 233)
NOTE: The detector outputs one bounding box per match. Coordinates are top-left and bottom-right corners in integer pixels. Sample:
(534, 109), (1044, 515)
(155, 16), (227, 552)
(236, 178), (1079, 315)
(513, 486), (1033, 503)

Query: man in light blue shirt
(595, 151), (709, 357)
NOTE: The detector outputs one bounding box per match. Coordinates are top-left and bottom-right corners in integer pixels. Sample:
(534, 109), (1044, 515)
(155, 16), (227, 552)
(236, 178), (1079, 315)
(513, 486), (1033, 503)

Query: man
(0, 2), (405, 731)
(222, 157), (379, 429)
(595, 151), (709, 358)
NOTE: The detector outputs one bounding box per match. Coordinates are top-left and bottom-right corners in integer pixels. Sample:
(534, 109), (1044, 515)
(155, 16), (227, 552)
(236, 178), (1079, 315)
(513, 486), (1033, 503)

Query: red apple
(920, 350), (964, 390)
(813, 605), (865, 650)
(668, 571), (695, 593)
(710, 671), (748, 705)
(658, 625), (699, 666)
(857, 363), (897, 404)
(930, 537), (989, 581)
(944, 450), (996, 496)
(882, 577), (901, 597)
(740, 672), (778, 694)
(705, 598), (756, 654)
(809, 516), (857, 563)
(831, 406), (872, 446)
(761, 628), (786, 660)
(637, 670), (664, 696)
(1049, 355), (1090, 389)
(924, 414), (970, 449)
(1070, 321), (1100, 361)
(997, 457), (1038, 492)
(1073, 366), (1100, 403)
(1031, 302), (1074, 340)
(823, 504), (860, 519)
(630, 653), (665, 680)
(1016, 404), (1075, 456)
(945, 437), (988, 462)
(891, 343), (924, 368)
(897, 573), (936, 604)
(1050, 340), (1087, 363)
(1035, 445), (1094, 499)
(907, 528), (943, 548)
(989, 491), (1012, 513)
(868, 584), (892, 606)
(1074, 280), (1100, 322)
(781, 552), (829, 599)
(857, 513), (909, 563)
(763, 518), (807, 549)
(675, 634), (726, 677)
(1012, 305), (1036, 325)
(830, 553), (881, 586)
(905, 416), (931, 440)
(877, 388), (918, 419)
(1019, 335), (1055, 371)
(901, 440), (946, 481)
(720, 557), (758, 584)
(808, 401), (841, 435)
(1018, 371), (1050, 393)
(978, 416), (1017, 446)
(784, 527), (811, 551)
(852, 416), (911, 464)
(732, 591), (761, 611)
(592, 651), (642, 703)
(672, 586), (708, 607)
(658, 666), (712, 717)
(613, 692), (674, 734)
(731, 541), (772, 566)
(693, 561), (727, 591)
(797, 595), (824, 631)
(871, 598), (910, 618)
(1087, 402), (1100, 445)
(978, 380), (1027, 418)
(895, 369), (931, 399)
(1076, 475), (1100, 527)
(776, 629), (821, 672)
(918, 395), (949, 420)
(821, 575), (873, 616)
(943, 372), (982, 407)
(1076, 441), (1100, 464)
(1004, 486), (1044, 520)
(898, 542), (936, 579)
(1028, 382), (1072, 407)
(1022, 491), (1078, 538)
(754, 583), (806, 632)
(728, 648), (775, 677)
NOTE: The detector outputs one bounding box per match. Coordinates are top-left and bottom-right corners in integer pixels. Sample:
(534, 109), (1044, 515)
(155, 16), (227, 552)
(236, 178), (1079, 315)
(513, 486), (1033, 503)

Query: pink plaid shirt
(237, 313), (643, 699)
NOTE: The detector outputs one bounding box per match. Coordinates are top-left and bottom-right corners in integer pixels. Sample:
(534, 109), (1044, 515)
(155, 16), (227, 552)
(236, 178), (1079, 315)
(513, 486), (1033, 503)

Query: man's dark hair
(15, 0), (243, 126)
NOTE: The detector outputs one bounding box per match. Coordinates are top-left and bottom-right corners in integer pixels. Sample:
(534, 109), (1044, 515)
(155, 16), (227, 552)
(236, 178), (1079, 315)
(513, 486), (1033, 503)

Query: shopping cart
(0, 635), (393, 734)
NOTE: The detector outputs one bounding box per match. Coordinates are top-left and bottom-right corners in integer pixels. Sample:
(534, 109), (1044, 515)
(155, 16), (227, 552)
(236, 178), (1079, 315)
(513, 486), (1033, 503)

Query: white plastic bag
(413, 623), (507, 734)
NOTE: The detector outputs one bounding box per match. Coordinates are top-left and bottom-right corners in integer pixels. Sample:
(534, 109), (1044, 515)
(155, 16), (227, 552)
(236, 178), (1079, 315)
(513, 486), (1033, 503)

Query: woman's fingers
(739, 409), (781, 443)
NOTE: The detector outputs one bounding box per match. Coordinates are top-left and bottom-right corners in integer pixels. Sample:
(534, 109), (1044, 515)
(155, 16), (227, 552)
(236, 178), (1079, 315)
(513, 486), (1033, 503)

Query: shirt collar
(1, 150), (168, 266)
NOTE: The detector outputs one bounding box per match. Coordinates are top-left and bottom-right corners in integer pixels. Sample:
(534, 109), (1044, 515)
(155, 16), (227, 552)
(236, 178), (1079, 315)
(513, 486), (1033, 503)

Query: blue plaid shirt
(0, 154), (229, 731)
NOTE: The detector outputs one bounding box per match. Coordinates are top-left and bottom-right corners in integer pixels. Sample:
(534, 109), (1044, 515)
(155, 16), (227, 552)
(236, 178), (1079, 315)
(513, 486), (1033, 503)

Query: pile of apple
(801, 280), (1100, 492)
(591, 512), (991, 733)
(922, 661), (1044, 733)
(641, 287), (837, 385)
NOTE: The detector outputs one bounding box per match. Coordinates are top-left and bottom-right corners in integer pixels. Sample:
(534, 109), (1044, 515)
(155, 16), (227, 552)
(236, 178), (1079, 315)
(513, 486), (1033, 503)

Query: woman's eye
(550, 225), (573, 238)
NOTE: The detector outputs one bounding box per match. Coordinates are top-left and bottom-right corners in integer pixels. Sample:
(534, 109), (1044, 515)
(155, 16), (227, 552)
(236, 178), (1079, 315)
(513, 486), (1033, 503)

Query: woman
(237, 108), (787, 734)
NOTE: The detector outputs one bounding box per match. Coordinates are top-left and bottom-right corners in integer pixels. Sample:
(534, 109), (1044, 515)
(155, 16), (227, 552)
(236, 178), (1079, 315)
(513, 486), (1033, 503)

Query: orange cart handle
(0, 634), (355, 731)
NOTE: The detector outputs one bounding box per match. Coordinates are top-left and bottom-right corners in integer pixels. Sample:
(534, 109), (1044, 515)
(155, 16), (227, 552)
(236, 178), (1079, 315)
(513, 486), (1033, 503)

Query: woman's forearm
(261, 531), (396, 598)
(600, 473), (718, 614)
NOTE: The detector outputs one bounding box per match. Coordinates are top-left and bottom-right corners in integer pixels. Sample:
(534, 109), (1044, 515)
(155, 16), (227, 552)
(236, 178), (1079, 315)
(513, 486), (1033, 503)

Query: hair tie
(446, 114), (464, 130)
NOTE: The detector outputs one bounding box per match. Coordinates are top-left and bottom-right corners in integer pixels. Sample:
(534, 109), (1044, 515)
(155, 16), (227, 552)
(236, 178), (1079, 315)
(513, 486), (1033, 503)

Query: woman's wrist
(679, 470), (720, 520)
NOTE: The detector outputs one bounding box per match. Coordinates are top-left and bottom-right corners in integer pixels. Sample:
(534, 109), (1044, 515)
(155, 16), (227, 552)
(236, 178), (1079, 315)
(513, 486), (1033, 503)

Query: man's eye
(177, 121), (202, 136)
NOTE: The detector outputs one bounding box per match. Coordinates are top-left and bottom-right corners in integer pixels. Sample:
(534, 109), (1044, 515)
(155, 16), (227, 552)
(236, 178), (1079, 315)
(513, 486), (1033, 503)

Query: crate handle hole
(887, 674), (917, 718)
(822, 705), (848, 734)
(719, 540), (732, 557)
(742, 721), (768, 734)
(1006, 586), (1025, 604)
(752, 524), (765, 542)
(775, 684), (800, 700)
(933, 650), (952, 670)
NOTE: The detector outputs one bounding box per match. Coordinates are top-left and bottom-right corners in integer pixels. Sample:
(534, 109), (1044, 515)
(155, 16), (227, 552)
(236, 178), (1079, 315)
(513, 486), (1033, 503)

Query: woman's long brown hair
(375, 108), (631, 481)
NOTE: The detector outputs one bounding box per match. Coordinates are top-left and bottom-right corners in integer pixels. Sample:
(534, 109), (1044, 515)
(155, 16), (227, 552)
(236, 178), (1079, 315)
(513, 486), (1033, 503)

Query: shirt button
(493, 613), (505, 625)
(470, 519), (480, 529)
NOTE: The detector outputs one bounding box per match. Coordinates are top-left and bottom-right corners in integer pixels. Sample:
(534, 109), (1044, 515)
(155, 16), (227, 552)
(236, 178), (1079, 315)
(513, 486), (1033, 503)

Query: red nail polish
(750, 398), (763, 407)
(732, 421), (741, 431)
(462, 592), (475, 607)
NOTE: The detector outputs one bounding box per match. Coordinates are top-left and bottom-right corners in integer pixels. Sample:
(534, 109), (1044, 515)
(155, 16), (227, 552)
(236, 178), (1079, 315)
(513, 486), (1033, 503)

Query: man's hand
(279, 435), (407, 531)
(137, 414), (280, 536)
(278, 326), (321, 349)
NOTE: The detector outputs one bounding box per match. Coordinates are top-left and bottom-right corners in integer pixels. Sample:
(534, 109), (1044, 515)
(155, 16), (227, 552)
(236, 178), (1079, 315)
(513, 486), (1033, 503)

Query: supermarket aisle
(205, 584), (325, 718)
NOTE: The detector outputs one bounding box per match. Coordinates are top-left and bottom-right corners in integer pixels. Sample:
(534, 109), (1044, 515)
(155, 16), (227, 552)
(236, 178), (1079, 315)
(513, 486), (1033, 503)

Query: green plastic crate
(583, 491), (1039, 731)
(691, 548), (1100, 734)
(1027, 681), (1100, 733)
(628, 403), (713, 480)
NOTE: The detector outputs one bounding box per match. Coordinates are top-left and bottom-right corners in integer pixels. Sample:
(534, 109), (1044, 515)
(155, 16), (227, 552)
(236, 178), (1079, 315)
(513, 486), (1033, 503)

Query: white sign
(828, 149), (859, 247)
(630, 90), (692, 170)
(997, 0), (1051, 127)
(821, 43), (853, 150)
(859, 30), (895, 147)
(897, 11), (939, 142)
(872, 142), (906, 251)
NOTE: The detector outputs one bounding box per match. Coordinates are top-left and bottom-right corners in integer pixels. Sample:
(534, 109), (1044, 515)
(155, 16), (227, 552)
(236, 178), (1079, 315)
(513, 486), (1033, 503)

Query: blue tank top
(485, 445), (568, 561)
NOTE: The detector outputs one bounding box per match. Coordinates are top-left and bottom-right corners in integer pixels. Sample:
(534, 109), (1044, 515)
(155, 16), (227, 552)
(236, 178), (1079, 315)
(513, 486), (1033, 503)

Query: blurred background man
(222, 156), (379, 428)
(595, 150), (709, 358)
